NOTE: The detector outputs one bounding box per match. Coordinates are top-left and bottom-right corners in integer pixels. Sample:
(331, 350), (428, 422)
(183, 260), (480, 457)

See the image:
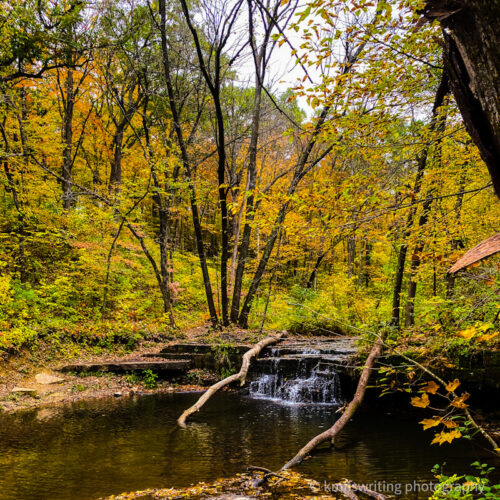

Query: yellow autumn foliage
(411, 393), (430, 408)
(431, 429), (462, 445)
(445, 379), (461, 393)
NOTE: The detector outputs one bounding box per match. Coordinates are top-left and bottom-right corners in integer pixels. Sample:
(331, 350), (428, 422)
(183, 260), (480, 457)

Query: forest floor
(0, 324), (277, 413)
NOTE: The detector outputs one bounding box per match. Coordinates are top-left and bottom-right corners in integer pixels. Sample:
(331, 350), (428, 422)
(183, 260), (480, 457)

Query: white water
(249, 360), (342, 405)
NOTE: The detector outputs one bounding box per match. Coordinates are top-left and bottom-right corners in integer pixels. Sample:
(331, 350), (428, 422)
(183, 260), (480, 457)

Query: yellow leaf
(478, 323), (493, 332)
(420, 417), (441, 430)
(450, 392), (470, 409)
(442, 419), (459, 429)
(411, 393), (430, 408)
(445, 379), (460, 392)
(458, 327), (476, 340)
(422, 381), (440, 394)
(477, 332), (499, 342)
(431, 429), (462, 445)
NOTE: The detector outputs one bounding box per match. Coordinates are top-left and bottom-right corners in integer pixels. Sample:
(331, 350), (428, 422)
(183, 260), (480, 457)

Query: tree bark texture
(423, 0), (500, 197)
(61, 69), (74, 209)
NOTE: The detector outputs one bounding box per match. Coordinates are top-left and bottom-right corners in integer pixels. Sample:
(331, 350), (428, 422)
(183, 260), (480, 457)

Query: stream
(0, 391), (497, 499)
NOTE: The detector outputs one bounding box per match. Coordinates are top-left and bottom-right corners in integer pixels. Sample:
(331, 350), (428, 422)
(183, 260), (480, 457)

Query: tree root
(177, 332), (285, 427)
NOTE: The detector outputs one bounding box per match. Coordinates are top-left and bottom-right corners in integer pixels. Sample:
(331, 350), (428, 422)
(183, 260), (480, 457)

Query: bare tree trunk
(404, 193), (434, 327)
(230, 0), (282, 323)
(109, 126), (124, 191)
(216, 92), (230, 325)
(361, 240), (372, 287)
(229, 183), (246, 286)
(230, 69), (263, 323)
(177, 332), (284, 427)
(158, 0), (218, 326)
(306, 253), (326, 289)
(404, 93), (447, 327)
(178, 0), (245, 326)
(237, 105), (332, 328)
(446, 170), (466, 298)
(61, 69), (75, 209)
(238, 200), (290, 328)
(238, 7), (383, 327)
(391, 73), (449, 327)
(347, 237), (356, 277)
(143, 110), (176, 328)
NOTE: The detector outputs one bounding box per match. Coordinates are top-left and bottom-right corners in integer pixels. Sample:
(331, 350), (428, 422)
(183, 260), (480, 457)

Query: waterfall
(248, 340), (354, 405)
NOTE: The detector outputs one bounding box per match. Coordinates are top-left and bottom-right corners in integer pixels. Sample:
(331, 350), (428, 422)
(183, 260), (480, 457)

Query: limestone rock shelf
(58, 360), (191, 374)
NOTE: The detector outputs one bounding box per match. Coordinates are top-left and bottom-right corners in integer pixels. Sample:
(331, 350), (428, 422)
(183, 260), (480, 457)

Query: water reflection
(0, 392), (497, 500)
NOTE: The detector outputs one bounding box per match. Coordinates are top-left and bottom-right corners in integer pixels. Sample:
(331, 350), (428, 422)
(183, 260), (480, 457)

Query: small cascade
(249, 363), (341, 404)
(248, 339), (355, 405)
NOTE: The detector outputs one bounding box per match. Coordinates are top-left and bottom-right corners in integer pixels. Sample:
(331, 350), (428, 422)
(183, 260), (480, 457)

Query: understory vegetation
(0, 0), (499, 486)
(0, 0), (498, 367)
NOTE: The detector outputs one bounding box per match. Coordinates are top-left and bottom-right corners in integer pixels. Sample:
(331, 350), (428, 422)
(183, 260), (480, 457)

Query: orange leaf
(420, 417), (441, 430)
(422, 381), (440, 394)
(450, 393), (470, 409)
(431, 429), (462, 445)
(411, 393), (430, 408)
(442, 419), (459, 429)
(445, 379), (460, 392)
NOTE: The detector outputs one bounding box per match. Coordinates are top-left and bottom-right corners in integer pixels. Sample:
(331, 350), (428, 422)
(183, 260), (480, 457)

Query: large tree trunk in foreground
(177, 333), (284, 427)
(280, 335), (384, 470)
(422, 0), (500, 198)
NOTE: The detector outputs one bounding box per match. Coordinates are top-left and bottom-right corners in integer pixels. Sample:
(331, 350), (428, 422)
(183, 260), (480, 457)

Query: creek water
(0, 391), (497, 500)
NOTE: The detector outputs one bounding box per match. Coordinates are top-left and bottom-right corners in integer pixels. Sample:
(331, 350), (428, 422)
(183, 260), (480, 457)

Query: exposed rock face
(57, 359), (191, 374)
(11, 387), (38, 397)
(35, 373), (65, 385)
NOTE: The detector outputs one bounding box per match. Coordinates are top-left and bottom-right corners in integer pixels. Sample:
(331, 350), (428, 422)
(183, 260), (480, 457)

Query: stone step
(142, 353), (193, 359)
(160, 343), (251, 355)
(262, 345), (357, 357)
(58, 360), (191, 374)
(160, 343), (214, 355)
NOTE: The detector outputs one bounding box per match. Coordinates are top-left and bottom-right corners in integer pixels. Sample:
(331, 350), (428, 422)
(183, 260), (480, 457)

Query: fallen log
(349, 481), (387, 500)
(333, 484), (359, 500)
(177, 332), (285, 427)
(280, 335), (384, 470)
(330, 480), (387, 500)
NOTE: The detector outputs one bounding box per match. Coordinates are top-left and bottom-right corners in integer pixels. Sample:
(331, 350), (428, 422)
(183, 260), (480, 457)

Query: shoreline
(0, 334), (216, 414)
